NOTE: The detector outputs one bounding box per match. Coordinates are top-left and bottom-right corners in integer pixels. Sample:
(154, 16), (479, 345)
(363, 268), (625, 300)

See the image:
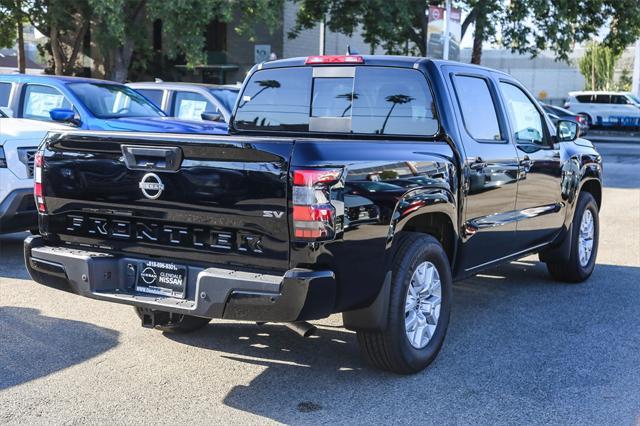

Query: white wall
(460, 49), (585, 102)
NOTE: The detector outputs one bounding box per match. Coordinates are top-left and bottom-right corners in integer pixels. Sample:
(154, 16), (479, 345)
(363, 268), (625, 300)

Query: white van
(564, 91), (640, 127)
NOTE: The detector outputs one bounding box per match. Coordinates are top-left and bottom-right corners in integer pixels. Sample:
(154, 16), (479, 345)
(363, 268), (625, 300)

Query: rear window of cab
(233, 66), (439, 137)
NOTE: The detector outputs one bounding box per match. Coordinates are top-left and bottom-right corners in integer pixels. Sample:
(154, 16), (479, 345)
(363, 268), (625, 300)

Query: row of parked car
(0, 74), (240, 234)
(0, 74), (239, 131)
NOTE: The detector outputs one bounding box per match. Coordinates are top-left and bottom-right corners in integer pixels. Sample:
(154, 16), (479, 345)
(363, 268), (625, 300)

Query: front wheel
(545, 192), (599, 283)
(356, 234), (452, 374)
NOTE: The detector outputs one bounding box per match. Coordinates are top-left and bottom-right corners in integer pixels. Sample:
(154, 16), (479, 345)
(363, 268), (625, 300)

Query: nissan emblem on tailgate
(139, 173), (165, 199)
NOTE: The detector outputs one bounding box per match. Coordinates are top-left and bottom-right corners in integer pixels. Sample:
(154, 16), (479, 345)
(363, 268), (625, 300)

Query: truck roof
(258, 55), (510, 77)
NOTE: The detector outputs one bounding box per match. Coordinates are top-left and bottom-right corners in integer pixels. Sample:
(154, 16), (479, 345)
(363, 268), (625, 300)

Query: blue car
(0, 75), (227, 134)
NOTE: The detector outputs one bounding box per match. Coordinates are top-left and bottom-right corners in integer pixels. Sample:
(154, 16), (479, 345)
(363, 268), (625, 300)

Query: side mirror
(49, 108), (79, 125)
(557, 119), (579, 142)
(0, 106), (14, 117)
(201, 112), (223, 122)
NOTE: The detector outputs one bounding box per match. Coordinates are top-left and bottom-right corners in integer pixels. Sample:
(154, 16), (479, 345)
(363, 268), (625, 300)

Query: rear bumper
(24, 235), (336, 322)
(0, 188), (37, 234)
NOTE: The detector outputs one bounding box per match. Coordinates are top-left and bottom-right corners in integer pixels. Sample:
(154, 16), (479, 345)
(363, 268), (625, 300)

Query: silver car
(127, 81), (240, 124)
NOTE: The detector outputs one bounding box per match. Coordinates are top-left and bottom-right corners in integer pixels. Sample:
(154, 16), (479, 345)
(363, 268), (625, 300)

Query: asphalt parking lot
(1, 142), (639, 425)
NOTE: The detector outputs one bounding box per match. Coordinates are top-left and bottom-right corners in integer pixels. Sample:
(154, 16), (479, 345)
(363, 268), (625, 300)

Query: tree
(289, 0), (435, 56)
(291, 0), (640, 66)
(2, 0), (283, 80)
(25, 0), (91, 75)
(501, 0), (640, 62)
(290, 0), (503, 64)
(466, 0), (502, 64)
(0, 0), (27, 73)
(90, 0), (284, 82)
(578, 42), (622, 91)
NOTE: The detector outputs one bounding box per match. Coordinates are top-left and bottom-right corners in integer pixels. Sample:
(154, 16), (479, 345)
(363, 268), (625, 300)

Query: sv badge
(262, 210), (284, 218)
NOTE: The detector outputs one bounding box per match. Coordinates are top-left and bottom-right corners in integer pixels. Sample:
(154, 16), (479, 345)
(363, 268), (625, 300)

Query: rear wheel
(134, 307), (211, 333)
(545, 192), (599, 283)
(356, 234), (452, 374)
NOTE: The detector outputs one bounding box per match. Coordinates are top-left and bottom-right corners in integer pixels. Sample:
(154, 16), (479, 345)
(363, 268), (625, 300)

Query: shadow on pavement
(168, 260), (640, 424)
(0, 233), (30, 280)
(0, 307), (119, 390)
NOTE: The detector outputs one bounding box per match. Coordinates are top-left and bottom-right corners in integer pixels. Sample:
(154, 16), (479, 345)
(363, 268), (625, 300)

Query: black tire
(356, 233), (452, 374)
(546, 192), (599, 283)
(134, 307), (211, 333)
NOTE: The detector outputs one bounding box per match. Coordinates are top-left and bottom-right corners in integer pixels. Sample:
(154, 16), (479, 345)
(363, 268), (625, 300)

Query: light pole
(319, 16), (326, 55)
(443, 0), (452, 60)
(632, 39), (640, 97)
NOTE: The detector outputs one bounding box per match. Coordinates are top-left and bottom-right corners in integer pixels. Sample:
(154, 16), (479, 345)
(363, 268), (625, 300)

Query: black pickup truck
(25, 55), (602, 374)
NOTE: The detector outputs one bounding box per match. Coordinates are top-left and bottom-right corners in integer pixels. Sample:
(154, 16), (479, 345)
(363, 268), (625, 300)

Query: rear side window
(136, 89), (164, 109)
(594, 94), (610, 104)
(0, 82), (11, 106)
(22, 84), (73, 121)
(234, 66), (439, 136)
(452, 75), (502, 141)
(575, 95), (592, 103)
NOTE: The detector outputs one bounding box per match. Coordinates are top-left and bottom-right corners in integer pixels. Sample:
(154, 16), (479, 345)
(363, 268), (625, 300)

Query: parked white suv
(0, 109), (67, 233)
(564, 91), (640, 128)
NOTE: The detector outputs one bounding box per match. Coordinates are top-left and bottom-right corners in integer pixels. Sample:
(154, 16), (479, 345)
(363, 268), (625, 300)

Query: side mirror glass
(201, 112), (223, 122)
(557, 119), (579, 142)
(49, 108), (78, 125)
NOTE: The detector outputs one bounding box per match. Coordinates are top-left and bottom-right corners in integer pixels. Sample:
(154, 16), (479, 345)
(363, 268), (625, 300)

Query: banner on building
(427, 6), (462, 61)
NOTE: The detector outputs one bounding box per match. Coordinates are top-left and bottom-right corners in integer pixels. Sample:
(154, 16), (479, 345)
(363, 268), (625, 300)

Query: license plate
(135, 260), (187, 298)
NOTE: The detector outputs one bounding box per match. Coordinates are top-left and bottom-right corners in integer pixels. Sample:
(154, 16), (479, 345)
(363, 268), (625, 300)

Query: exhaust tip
(285, 321), (317, 338)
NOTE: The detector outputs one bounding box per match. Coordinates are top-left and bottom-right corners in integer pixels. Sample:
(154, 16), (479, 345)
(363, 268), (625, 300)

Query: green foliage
(578, 42), (621, 91)
(617, 67), (633, 92)
(502, 0), (640, 62)
(293, 0), (640, 63)
(289, 0), (440, 56)
(2, 0), (283, 79)
(0, 1), (19, 49)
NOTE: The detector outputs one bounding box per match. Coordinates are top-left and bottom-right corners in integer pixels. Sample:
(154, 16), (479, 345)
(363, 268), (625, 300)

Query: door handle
(519, 155), (532, 169)
(467, 156), (487, 170)
(122, 145), (183, 171)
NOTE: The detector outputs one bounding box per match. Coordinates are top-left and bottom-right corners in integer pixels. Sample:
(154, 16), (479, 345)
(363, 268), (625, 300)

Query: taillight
(292, 168), (342, 241)
(576, 116), (584, 124)
(34, 151), (45, 213)
(305, 55), (364, 65)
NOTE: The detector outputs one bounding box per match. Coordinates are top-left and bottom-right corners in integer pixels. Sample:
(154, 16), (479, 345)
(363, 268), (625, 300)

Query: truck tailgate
(39, 131), (294, 272)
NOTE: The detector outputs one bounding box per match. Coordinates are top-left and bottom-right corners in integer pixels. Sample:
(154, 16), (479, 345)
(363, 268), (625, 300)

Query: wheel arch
(541, 176), (602, 264)
(395, 211), (457, 267)
(579, 178), (602, 211)
(343, 190), (459, 332)
(391, 187), (458, 258)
